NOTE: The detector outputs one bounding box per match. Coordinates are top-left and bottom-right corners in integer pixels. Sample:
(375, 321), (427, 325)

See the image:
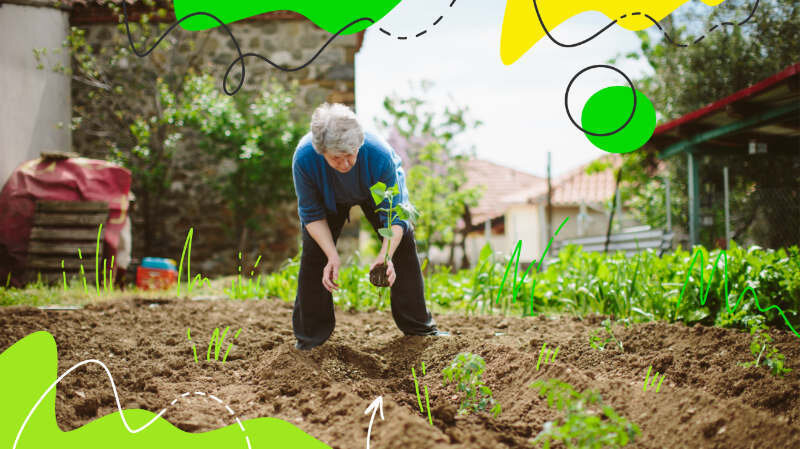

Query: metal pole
(687, 151), (699, 247)
(723, 166), (730, 249)
(665, 176), (672, 232)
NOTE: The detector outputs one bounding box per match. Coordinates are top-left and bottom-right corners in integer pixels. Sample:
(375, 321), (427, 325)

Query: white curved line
(13, 359), (166, 449)
(13, 358), (253, 449)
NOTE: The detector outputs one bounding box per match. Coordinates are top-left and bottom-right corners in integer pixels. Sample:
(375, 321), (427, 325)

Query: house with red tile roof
(457, 155), (633, 265)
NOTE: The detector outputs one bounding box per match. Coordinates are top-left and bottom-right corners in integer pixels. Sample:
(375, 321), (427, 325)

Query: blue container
(141, 257), (177, 272)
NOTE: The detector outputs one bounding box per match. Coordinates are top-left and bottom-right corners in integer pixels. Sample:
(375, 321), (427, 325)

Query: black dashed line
(379, 28), (391, 36)
(450, 0), (456, 7)
(416, 30), (427, 37)
(708, 24), (719, 32)
(694, 35), (705, 44)
(398, 36), (407, 40)
(721, 21), (735, 26)
(434, 16), (444, 26)
(620, 14), (627, 19)
(631, 11), (641, 16)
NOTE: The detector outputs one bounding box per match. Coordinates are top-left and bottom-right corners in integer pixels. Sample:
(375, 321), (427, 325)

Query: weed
(589, 319), (624, 352)
(738, 323), (792, 377)
(442, 352), (501, 417)
(530, 379), (639, 449)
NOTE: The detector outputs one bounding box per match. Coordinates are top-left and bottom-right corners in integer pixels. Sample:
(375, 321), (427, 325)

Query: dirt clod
(369, 263), (390, 287)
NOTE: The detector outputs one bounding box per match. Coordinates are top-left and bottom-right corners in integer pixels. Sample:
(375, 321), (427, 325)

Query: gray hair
(310, 103), (364, 155)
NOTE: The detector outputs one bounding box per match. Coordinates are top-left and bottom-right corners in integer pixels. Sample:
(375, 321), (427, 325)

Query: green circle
(581, 86), (656, 154)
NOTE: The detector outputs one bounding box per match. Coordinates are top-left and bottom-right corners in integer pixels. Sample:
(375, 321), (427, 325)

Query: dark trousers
(293, 201), (438, 349)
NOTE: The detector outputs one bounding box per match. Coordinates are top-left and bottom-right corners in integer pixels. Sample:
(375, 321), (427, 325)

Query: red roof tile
(505, 154), (621, 206)
(462, 159), (545, 225)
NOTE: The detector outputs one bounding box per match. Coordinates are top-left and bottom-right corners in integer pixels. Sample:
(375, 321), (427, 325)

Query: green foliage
(614, 0), (800, 245)
(370, 181), (415, 263)
(442, 352), (501, 417)
(530, 379), (640, 449)
(739, 322), (792, 377)
(378, 81), (483, 262)
(407, 142), (482, 258)
(589, 319), (624, 352)
(263, 253), (301, 301)
(171, 75), (306, 249)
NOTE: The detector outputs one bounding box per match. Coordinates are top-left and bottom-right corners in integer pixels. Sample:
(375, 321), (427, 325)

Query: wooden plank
(27, 257), (99, 270)
(30, 227), (100, 241)
(33, 212), (108, 227)
(27, 241), (99, 256)
(29, 271), (98, 284)
(36, 201), (108, 213)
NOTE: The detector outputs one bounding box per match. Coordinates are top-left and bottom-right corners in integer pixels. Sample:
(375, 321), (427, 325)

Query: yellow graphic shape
(500, 0), (727, 65)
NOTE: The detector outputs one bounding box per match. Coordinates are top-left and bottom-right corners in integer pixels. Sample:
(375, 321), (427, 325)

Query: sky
(355, 0), (654, 178)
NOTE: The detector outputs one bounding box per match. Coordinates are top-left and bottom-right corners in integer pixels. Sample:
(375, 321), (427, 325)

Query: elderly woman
(292, 103), (445, 350)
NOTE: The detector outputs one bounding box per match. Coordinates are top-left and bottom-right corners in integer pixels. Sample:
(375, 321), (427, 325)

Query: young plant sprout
(368, 181), (417, 287)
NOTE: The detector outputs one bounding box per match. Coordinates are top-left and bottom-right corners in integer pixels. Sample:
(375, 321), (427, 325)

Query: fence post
(723, 166), (730, 249)
(665, 176), (672, 232)
(687, 151), (699, 247)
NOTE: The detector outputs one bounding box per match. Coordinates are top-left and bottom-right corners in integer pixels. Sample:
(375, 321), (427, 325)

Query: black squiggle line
(564, 64), (637, 137)
(121, 2), (373, 96)
(532, 0), (760, 49)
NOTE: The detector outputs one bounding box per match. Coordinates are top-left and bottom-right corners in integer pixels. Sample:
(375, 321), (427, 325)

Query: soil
(1, 298), (799, 449)
(369, 263), (390, 287)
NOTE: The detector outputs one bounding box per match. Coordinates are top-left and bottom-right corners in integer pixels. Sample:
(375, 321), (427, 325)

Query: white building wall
(0, 3), (71, 187)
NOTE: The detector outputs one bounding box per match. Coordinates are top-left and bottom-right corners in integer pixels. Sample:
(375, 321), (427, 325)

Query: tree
(615, 0), (800, 247)
(37, 1), (306, 258)
(170, 75), (306, 250)
(407, 142), (482, 262)
(378, 82), (483, 266)
(35, 0), (213, 254)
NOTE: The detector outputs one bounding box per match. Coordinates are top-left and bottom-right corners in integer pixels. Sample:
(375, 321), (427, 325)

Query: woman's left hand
(370, 256), (396, 286)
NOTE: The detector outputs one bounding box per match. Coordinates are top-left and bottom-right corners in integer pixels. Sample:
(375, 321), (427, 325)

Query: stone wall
(70, 6), (362, 275)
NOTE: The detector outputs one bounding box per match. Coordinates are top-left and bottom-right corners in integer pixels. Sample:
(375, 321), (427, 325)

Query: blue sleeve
(293, 158), (326, 225)
(376, 159), (409, 233)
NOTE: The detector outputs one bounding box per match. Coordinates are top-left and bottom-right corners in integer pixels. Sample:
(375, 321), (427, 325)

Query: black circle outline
(564, 64), (637, 137)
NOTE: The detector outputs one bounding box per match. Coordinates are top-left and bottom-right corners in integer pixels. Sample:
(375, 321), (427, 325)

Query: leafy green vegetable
(530, 379), (639, 449)
(442, 352), (501, 417)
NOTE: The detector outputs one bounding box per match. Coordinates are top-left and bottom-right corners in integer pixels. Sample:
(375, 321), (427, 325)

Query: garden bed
(1, 298), (798, 448)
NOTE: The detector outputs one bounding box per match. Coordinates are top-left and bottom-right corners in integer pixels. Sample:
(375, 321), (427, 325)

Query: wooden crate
(26, 200), (109, 284)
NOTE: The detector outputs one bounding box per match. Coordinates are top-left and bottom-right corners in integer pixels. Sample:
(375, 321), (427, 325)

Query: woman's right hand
(322, 254), (341, 292)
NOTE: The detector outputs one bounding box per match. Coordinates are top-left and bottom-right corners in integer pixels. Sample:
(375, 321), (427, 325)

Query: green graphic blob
(581, 86), (656, 154)
(172, 0), (401, 33)
(1, 331), (330, 449)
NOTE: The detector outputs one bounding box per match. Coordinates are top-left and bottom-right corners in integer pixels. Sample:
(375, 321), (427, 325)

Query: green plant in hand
(530, 379), (639, 449)
(368, 181), (417, 287)
(442, 352), (501, 417)
(739, 323), (792, 377)
(589, 319), (624, 352)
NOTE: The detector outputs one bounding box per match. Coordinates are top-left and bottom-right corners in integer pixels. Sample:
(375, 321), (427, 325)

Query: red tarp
(0, 157), (131, 285)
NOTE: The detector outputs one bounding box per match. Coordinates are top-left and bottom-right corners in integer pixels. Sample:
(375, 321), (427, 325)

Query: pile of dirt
(1, 298), (798, 448)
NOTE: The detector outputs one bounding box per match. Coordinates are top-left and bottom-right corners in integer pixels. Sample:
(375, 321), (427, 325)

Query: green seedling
(225, 252), (267, 300)
(411, 361), (433, 426)
(186, 326), (242, 364)
(738, 324), (791, 377)
(442, 352), (501, 417)
(368, 181), (417, 287)
(589, 319), (624, 352)
(531, 379), (640, 449)
(642, 366), (665, 393)
(536, 342), (559, 370)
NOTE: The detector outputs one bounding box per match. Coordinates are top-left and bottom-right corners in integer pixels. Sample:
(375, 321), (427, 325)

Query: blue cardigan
(292, 131), (410, 231)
